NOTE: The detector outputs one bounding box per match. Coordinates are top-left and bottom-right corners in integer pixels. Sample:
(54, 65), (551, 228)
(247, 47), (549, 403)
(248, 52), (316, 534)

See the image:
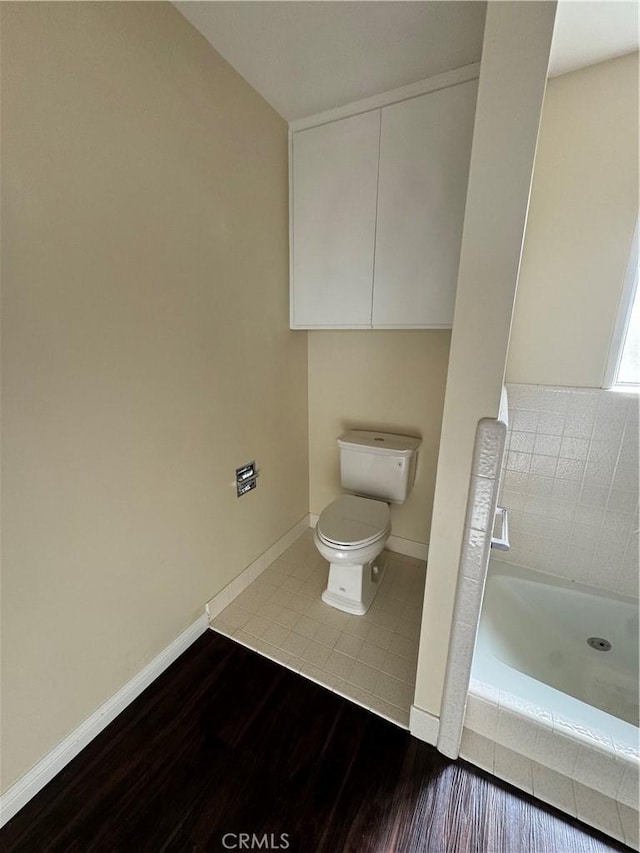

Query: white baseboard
(206, 514), (311, 620)
(0, 613), (208, 828)
(386, 534), (428, 561)
(308, 513), (428, 562)
(409, 704), (440, 746)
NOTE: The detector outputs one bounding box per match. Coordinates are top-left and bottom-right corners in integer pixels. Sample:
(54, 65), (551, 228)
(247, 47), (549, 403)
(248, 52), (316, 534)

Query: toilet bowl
(314, 430), (421, 615)
(314, 494), (391, 615)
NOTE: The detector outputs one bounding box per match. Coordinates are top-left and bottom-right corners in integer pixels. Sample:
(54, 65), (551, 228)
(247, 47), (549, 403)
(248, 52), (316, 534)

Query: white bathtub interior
(476, 563), (639, 733)
(466, 558), (639, 848)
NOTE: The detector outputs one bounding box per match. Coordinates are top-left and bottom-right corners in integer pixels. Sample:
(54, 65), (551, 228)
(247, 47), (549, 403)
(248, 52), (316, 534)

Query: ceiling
(174, 1), (639, 122)
(174, 2), (486, 121)
(548, 1), (639, 77)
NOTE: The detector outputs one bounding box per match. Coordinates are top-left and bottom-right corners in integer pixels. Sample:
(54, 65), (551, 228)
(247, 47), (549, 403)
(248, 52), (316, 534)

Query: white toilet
(314, 430), (421, 615)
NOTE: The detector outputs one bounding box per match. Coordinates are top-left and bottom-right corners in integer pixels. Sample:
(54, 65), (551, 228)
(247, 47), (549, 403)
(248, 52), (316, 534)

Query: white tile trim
(0, 614), (209, 828)
(437, 417), (507, 759)
(409, 704), (440, 745)
(465, 683), (639, 802)
(308, 512), (428, 561)
(206, 514), (311, 619)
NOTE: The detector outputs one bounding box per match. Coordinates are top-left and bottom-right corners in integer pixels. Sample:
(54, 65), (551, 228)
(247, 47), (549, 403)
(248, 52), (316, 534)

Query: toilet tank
(337, 430), (421, 505)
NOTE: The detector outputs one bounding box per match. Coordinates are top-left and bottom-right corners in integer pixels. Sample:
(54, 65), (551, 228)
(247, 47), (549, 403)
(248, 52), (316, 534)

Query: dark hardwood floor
(1, 631), (630, 852)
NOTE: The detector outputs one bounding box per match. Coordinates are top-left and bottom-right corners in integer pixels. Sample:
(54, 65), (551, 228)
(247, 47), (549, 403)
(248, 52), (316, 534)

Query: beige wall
(413, 2), (556, 720)
(1, 2), (307, 792)
(308, 331), (450, 544)
(507, 52), (639, 388)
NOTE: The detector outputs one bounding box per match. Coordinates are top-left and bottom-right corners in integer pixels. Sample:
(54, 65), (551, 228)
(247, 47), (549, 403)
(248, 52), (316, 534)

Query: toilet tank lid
(338, 430), (421, 457)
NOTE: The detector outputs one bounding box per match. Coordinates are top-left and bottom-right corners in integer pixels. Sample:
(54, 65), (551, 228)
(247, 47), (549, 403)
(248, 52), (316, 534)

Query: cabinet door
(372, 80), (478, 328)
(291, 110), (380, 328)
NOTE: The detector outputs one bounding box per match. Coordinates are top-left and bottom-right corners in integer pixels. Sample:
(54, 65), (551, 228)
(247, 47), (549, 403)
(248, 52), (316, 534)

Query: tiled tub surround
(457, 385), (640, 846)
(463, 560), (640, 849)
(460, 724), (639, 851)
(210, 530), (425, 728)
(462, 691), (640, 850)
(497, 384), (639, 597)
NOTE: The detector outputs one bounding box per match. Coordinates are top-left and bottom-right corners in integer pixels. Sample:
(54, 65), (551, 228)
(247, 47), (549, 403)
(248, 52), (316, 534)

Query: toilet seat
(316, 495), (390, 549)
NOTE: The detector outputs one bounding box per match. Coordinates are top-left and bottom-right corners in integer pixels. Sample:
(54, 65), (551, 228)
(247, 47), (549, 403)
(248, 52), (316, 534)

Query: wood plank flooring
(1, 631), (630, 852)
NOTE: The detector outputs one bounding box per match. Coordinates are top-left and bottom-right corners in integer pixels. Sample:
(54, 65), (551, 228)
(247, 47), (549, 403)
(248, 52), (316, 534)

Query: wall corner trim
(409, 704), (440, 746)
(0, 613), (209, 828)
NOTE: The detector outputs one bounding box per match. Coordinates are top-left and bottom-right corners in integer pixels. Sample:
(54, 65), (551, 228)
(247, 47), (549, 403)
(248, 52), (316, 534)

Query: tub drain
(587, 636), (612, 651)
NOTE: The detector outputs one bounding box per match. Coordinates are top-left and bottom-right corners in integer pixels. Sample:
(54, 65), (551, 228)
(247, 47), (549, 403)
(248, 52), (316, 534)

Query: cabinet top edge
(288, 61), (480, 134)
(291, 325), (454, 331)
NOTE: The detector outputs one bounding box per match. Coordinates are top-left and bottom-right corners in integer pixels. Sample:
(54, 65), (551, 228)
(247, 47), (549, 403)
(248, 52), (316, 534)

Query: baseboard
(309, 513), (428, 562)
(385, 534), (428, 562)
(409, 704), (440, 746)
(206, 513), (311, 620)
(0, 613), (208, 828)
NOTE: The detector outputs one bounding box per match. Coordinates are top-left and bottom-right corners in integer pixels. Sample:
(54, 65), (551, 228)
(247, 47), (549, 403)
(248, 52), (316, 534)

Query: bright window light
(617, 280), (640, 386)
(604, 219), (639, 389)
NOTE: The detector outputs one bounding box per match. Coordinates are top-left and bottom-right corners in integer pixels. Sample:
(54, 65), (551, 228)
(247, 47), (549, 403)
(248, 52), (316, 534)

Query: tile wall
(496, 384), (639, 597)
(462, 679), (640, 850)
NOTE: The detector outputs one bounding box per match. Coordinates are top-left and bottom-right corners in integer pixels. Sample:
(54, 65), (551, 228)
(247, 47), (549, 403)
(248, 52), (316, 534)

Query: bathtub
(475, 561), (639, 746)
(464, 560), (639, 848)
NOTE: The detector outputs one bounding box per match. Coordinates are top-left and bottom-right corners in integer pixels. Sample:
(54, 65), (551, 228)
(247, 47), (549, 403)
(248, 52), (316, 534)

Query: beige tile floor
(210, 529), (426, 728)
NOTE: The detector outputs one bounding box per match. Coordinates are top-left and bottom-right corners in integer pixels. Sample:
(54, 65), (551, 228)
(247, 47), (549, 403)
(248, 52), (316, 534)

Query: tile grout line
(210, 530), (425, 730)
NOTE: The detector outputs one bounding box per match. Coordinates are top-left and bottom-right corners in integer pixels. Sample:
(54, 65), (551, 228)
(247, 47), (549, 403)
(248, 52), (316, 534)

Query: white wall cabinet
(290, 77), (478, 329)
(373, 80), (478, 327)
(290, 110), (381, 328)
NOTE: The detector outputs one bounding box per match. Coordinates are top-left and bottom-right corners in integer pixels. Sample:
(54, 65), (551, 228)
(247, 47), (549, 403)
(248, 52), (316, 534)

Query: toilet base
(321, 559), (386, 615)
